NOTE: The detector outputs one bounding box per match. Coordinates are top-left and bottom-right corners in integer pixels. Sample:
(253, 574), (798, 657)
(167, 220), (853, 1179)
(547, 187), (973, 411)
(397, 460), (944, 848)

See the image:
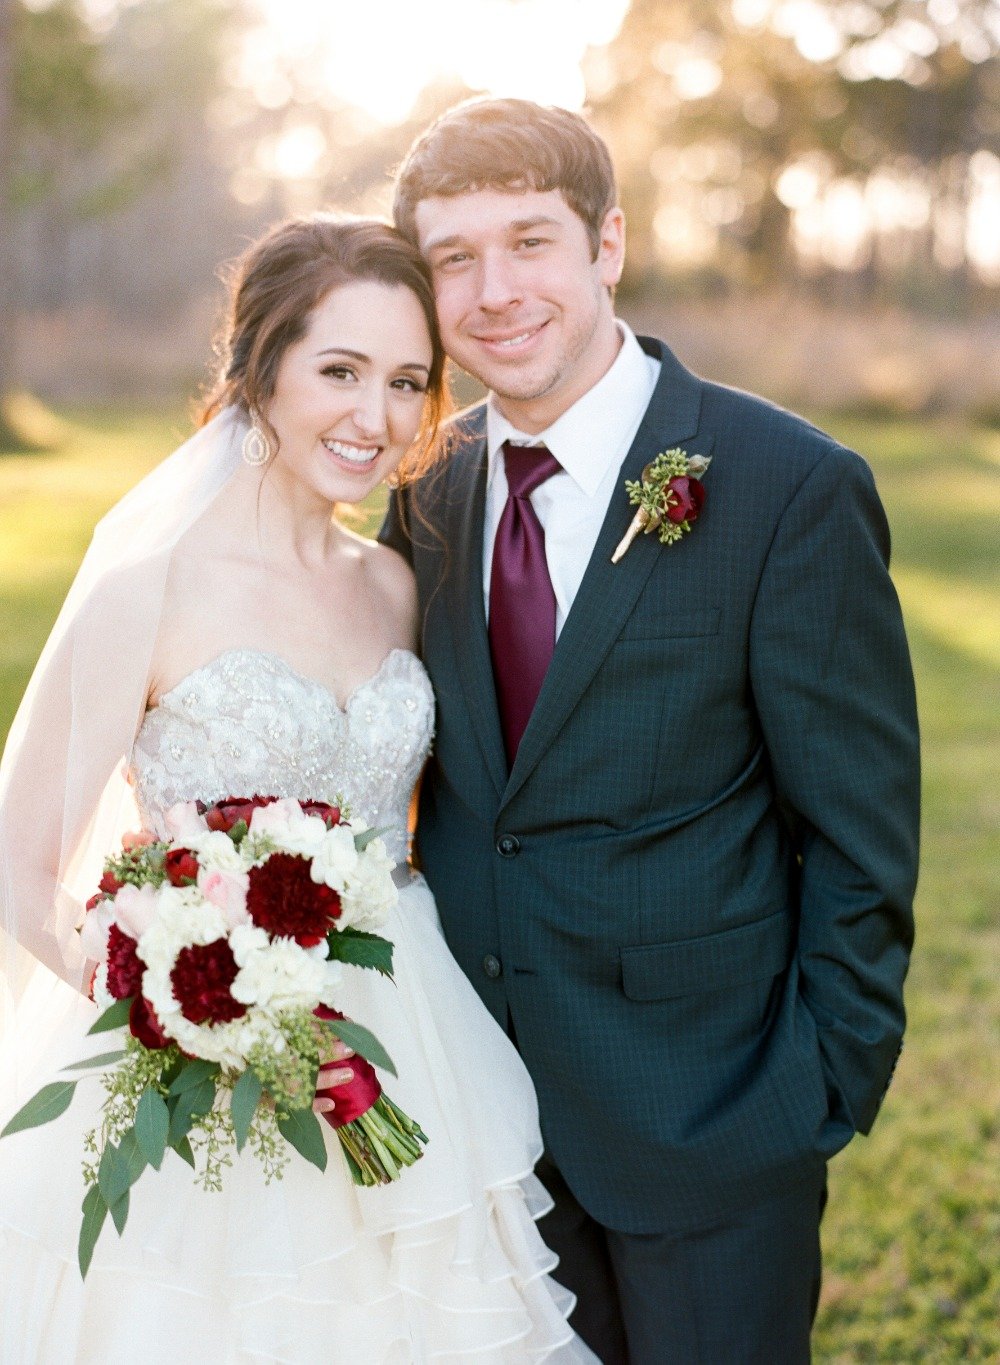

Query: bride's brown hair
(201, 214), (451, 484)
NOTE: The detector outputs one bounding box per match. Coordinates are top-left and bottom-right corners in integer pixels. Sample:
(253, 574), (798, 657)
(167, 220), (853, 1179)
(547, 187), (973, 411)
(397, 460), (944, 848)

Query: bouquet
(1, 795), (427, 1277)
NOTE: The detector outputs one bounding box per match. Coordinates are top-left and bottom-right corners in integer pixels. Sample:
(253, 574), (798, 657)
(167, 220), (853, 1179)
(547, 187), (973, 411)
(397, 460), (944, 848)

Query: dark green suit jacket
(381, 338), (919, 1233)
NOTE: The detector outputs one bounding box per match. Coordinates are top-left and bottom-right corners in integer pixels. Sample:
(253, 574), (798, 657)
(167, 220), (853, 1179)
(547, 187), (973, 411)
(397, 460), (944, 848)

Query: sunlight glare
(247, 0), (631, 130)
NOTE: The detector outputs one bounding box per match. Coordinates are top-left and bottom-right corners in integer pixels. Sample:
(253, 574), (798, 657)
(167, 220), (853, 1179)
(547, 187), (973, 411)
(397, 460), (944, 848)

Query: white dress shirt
(484, 322), (660, 636)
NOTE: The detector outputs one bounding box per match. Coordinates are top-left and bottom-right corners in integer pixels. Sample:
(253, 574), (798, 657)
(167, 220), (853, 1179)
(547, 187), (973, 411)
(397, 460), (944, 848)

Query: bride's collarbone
(149, 554), (411, 709)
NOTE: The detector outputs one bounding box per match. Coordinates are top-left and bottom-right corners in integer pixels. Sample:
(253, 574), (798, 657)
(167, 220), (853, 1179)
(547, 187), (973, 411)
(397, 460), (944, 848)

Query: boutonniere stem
(611, 448), (711, 564)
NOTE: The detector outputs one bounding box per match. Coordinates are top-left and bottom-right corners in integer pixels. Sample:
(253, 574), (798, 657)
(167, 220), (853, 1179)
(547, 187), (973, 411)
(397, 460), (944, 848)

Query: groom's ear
(597, 208), (626, 293)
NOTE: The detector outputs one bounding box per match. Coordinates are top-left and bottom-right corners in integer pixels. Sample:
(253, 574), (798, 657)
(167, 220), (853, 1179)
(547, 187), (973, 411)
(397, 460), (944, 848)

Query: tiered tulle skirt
(0, 877), (591, 1363)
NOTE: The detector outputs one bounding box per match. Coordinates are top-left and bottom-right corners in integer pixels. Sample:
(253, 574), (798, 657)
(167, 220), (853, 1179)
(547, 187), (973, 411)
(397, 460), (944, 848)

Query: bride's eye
(391, 376), (428, 393)
(322, 364), (357, 381)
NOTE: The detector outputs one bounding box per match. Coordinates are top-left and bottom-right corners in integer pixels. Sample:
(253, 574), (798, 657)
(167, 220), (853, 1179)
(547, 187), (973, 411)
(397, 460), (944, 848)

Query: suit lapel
(501, 340), (707, 809)
(443, 410), (508, 797)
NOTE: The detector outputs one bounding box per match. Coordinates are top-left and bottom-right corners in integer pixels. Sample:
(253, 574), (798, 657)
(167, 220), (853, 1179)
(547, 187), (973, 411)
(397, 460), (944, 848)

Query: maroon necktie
(489, 441), (562, 766)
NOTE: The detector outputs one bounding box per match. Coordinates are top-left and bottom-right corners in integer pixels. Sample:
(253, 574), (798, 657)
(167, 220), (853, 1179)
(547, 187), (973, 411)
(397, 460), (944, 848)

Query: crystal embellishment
(131, 648), (434, 866)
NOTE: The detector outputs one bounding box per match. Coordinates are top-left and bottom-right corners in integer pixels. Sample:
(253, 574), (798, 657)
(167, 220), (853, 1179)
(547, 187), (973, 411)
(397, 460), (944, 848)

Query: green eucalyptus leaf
(1, 1080), (78, 1138)
(168, 1075), (216, 1145)
(167, 1059), (220, 1095)
(352, 825), (390, 852)
(87, 996), (134, 1035)
(171, 1135), (195, 1169)
(276, 1107), (328, 1172)
(322, 1018), (397, 1077)
(97, 1141), (130, 1209)
(60, 1050), (127, 1072)
(109, 1187), (130, 1236)
(117, 1128), (148, 1190)
(230, 1070), (262, 1154)
(78, 1185), (108, 1278)
(134, 1088), (169, 1170)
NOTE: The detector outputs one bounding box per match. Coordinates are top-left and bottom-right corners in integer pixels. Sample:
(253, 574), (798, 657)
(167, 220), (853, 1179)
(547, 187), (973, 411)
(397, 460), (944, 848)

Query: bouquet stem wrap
(315, 1006), (427, 1186)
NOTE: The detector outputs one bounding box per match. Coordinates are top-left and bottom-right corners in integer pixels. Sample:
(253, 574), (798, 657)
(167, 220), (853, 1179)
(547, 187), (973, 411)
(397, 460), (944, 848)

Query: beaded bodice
(130, 648), (434, 864)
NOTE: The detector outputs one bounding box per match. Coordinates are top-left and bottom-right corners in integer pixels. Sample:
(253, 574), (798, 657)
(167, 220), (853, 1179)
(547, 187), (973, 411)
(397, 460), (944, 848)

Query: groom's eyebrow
(509, 215), (561, 233)
(424, 216), (562, 253)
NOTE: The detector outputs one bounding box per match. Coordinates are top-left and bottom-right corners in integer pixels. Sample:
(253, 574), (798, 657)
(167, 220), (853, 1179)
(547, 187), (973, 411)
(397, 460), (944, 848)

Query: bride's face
(265, 279), (433, 504)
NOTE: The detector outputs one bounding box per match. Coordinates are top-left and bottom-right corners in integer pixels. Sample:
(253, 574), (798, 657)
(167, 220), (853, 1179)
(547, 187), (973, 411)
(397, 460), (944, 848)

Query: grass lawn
(2, 406), (998, 1359)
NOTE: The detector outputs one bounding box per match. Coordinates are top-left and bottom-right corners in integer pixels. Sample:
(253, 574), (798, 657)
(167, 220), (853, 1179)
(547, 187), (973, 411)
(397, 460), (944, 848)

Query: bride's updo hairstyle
(202, 215), (450, 483)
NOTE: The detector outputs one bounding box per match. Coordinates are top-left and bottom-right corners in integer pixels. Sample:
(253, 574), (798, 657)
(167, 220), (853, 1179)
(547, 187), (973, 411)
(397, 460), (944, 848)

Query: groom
(382, 98), (919, 1362)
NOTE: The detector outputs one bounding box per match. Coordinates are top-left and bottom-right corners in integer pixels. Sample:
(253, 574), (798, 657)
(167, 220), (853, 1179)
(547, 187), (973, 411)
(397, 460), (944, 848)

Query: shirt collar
(486, 322), (654, 498)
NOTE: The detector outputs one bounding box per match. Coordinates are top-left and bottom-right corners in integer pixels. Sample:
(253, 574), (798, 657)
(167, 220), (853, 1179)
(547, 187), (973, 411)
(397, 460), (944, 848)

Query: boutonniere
(611, 448), (712, 564)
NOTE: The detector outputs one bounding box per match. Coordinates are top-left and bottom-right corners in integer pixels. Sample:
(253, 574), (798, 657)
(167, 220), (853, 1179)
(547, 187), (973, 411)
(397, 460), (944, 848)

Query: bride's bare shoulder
(354, 535), (418, 635)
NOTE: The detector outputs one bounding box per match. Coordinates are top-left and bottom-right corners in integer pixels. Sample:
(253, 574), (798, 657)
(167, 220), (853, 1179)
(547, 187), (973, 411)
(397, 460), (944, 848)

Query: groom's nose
(476, 251), (522, 313)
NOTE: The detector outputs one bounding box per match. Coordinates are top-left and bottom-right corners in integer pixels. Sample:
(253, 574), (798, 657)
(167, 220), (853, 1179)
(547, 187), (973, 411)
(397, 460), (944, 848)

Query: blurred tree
(4, 0), (235, 410)
(593, 0), (1000, 295)
(0, 0), (17, 446)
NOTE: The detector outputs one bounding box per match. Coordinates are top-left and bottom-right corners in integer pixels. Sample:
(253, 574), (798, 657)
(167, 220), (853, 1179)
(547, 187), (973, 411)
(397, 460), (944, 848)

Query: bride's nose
(351, 384), (388, 438)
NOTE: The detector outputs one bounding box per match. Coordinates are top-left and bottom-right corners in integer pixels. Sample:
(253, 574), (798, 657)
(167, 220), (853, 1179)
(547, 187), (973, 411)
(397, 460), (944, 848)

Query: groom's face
(414, 187), (624, 433)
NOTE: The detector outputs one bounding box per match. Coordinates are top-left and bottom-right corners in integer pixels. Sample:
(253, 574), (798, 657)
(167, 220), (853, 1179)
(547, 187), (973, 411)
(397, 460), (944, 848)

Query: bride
(0, 216), (594, 1362)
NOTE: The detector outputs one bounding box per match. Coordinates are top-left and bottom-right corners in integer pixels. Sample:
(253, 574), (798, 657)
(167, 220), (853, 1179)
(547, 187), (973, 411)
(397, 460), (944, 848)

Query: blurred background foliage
(0, 0), (998, 425)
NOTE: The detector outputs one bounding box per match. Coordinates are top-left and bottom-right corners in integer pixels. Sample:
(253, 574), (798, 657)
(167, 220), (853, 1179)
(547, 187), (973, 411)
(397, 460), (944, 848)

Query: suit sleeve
(749, 443), (919, 1135)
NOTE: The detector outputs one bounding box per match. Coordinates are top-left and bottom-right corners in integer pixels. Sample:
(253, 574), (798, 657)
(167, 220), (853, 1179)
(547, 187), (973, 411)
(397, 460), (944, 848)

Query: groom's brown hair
(393, 98), (617, 259)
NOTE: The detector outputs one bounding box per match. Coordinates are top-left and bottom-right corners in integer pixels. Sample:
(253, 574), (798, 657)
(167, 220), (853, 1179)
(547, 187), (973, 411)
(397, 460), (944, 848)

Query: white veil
(0, 406), (247, 1059)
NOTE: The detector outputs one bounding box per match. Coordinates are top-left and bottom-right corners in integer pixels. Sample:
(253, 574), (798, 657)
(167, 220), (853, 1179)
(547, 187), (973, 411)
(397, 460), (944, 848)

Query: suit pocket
(620, 909), (792, 1002)
(617, 605), (721, 641)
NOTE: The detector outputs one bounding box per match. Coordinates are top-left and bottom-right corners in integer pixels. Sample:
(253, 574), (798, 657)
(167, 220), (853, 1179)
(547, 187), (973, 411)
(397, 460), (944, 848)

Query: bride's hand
(313, 1039), (356, 1114)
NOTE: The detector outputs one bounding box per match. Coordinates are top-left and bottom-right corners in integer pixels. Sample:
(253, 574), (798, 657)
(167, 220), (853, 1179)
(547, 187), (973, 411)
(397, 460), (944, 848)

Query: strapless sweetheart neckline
(152, 645), (421, 716)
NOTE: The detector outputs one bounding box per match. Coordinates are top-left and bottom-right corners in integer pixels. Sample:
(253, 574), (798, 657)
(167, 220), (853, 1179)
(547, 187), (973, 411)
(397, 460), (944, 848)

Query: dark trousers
(536, 1154), (827, 1364)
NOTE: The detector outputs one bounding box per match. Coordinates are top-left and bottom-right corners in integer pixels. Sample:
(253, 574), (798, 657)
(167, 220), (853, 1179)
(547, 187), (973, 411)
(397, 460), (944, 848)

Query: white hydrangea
(230, 929), (342, 1011)
(310, 824), (360, 892)
(340, 837), (398, 929)
(182, 829), (252, 873)
(169, 1009), (283, 1071)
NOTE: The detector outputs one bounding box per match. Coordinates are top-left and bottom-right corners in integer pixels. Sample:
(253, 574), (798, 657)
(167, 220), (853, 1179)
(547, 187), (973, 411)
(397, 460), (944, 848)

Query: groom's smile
(415, 187), (625, 433)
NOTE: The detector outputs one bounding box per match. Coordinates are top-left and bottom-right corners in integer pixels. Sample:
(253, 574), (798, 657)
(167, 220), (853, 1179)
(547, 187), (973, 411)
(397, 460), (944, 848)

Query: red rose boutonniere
(611, 447), (711, 564)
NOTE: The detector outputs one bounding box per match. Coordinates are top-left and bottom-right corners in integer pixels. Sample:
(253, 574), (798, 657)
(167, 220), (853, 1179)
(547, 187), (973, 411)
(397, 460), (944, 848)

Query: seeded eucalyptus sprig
(612, 447), (711, 563)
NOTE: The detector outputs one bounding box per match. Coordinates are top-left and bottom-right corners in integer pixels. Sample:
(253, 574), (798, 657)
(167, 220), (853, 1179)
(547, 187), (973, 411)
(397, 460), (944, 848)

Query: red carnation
(130, 996), (170, 1049)
(204, 795), (277, 833)
(85, 893), (106, 912)
(665, 475), (706, 525)
(170, 939), (247, 1026)
(99, 870), (124, 895)
(106, 923), (145, 1000)
(164, 847), (200, 886)
(246, 853), (341, 946)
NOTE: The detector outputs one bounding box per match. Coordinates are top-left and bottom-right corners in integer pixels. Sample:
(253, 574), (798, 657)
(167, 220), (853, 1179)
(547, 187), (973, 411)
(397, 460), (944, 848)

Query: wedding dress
(0, 645), (592, 1363)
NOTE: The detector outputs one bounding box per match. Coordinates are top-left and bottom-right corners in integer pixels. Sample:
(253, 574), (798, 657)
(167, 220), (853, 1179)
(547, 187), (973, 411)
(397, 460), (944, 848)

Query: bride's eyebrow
(315, 348), (430, 375)
(315, 347), (368, 360)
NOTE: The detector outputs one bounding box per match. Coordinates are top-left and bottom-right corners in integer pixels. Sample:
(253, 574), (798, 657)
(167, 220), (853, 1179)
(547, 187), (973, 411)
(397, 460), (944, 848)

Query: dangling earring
(242, 415), (271, 467)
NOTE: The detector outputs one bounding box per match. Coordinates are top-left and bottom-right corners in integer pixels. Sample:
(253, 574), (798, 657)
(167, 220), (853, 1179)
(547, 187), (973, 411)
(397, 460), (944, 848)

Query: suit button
(496, 834), (521, 857)
(482, 954), (503, 979)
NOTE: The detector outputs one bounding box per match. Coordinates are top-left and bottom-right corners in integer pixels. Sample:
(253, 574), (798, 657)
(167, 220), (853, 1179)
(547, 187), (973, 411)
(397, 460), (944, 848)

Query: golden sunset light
(240, 0), (631, 129)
